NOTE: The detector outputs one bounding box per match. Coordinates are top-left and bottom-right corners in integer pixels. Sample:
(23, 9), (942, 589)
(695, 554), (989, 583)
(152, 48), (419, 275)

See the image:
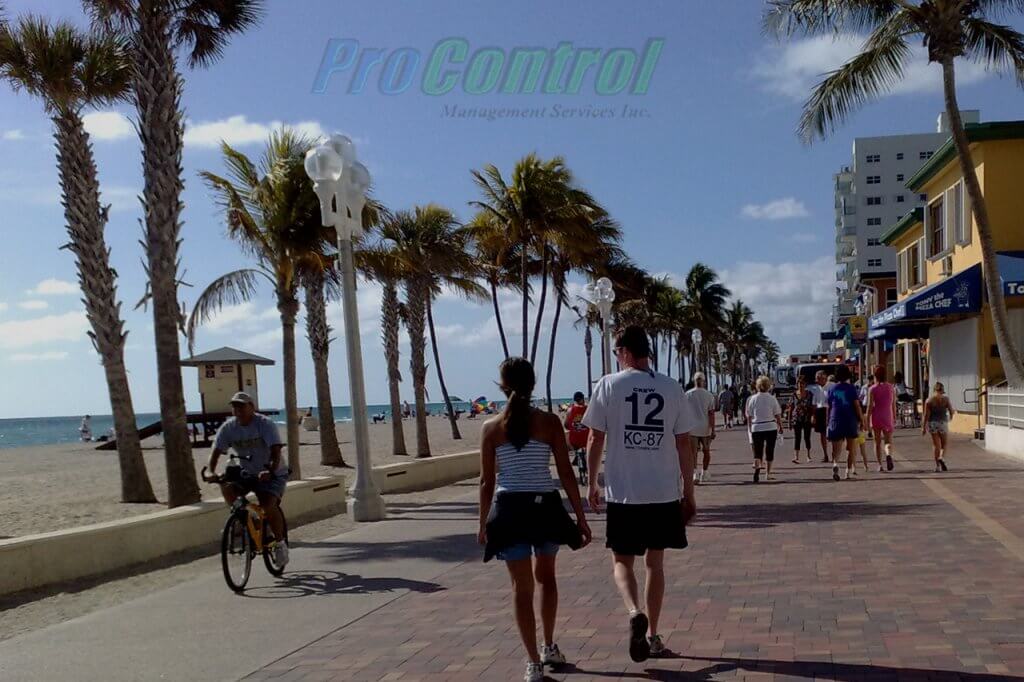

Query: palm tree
(570, 303), (601, 397)
(0, 18), (157, 503)
(358, 245), (410, 456)
(767, 0), (1024, 385)
(678, 263), (730, 379)
(302, 267), (347, 467)
(85, 0), (261, 506)
(466, 210), (518, 360)
(189, 130), (329, 480)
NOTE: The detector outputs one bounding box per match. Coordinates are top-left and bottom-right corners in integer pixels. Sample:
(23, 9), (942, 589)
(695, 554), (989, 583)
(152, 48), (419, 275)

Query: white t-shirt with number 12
(582, 367), (699, 504)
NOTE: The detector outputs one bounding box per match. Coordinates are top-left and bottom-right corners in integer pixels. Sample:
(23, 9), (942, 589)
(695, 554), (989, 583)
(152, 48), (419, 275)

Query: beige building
(181, 347), (275, 413)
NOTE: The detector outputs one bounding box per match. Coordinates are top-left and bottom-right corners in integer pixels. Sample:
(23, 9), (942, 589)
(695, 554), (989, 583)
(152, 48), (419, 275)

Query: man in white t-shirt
(584, 326), (698, 663)
(806, 371), (830, 463)
(686, 372), (716, 484)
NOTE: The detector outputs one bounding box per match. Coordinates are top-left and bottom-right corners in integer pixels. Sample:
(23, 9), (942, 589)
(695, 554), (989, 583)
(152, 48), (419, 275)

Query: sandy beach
(0, 415), (485, 539)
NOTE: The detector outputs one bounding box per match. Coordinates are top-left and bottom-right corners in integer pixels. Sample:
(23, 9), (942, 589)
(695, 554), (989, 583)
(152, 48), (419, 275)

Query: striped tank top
(496, 439), (556, 493)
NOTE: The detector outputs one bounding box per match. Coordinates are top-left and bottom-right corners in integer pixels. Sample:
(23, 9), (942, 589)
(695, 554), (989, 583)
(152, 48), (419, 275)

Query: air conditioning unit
(940, 255), (953, 277)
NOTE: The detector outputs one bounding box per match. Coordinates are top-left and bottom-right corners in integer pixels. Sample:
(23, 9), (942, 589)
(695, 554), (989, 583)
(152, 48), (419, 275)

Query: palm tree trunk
(132, 6), (199, 507)
(427, 297), (461, 439)
(490, 280), (510, 360)
(53, 111), (156, 504)
(381, 281), (408, 456)
(545, 290), (564, 412)
(521, 241), (529, 357)
(584, 324), (593, 397)
(650, 332), (659, 371)
(279, 294), (301, 478)
(666, 341), (673, 381)
(530, 246), (549, 365)
(941, 59), (1024, 385)
(304, 276), (346, 467)
(406, 281), (431, 457)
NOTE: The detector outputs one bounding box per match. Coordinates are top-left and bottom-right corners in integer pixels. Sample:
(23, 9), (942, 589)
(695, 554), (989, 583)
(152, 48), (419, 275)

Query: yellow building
(180, 346), (275, 413)
(872, 121), (1024, 434)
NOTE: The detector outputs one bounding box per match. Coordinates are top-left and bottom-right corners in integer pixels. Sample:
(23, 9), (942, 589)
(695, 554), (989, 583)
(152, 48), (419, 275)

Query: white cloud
(0, 302), (7, 313)
(2, 129), (25, 141)
(791, 232), (819, 243)
(240, 327), (283, 351)
(183, 116), (330, 148)
(102, 186), (141, 213)
(26, 278), (78, 296)
(83, 111), (134, 141)
(718, 256), (836, 354)
(0, 311), (89, 350)
(754, 34), (990, 101)
(741, 197), (809, 221)
(18, 300), (49, 311)
(10, 351), (69, 363)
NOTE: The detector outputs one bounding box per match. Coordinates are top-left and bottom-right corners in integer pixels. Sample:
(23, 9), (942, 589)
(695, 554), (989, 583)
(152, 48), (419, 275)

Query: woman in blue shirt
(826, 365), (867, 481)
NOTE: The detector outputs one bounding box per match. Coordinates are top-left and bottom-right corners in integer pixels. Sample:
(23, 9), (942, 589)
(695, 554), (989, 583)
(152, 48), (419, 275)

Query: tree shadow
(643, 655), (1024, 681)
(693, 500), (934, 529)
(241, 569), (444, 600)
(292, 531), (481, 564)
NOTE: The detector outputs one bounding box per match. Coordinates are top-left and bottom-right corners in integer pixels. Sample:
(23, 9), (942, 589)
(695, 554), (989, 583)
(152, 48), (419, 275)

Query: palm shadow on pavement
(242, 570), (444, 600)
(692, 500), (934, 529)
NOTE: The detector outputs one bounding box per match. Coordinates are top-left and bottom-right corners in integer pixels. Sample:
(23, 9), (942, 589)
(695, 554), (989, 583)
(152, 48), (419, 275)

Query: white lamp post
(583, 277), (615, 375)
(716, 342), (726, 391)
(305, 136), (384, 522)
(861, 287), (875, 379)
(691, 328), (702, 382)
(740, 352), (747, 383)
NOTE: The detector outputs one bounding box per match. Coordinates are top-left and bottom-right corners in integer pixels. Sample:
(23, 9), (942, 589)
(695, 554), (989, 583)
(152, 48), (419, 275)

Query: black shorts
(813, 408), (828, 434)
(605, 500), (688, 556)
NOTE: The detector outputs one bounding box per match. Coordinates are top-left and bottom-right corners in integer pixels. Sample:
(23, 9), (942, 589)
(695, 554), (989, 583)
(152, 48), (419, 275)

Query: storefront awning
(870, 263), (982, 329)
(868, 324), (931, 341)
(998, 251), (1024, 297)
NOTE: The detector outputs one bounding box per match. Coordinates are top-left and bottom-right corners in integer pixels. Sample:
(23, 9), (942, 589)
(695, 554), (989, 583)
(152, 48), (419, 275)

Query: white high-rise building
(832, 111), (980, 326)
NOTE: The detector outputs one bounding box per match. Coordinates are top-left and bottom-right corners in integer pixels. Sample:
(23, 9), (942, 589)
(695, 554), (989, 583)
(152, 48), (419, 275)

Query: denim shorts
(496, 542), (560, 562)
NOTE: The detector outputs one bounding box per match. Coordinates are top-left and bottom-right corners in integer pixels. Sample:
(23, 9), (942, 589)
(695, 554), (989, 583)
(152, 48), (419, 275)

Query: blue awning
(870, 263), (982, 329)
(998, 251), (1024, 297)
(868, 324), (931, 341)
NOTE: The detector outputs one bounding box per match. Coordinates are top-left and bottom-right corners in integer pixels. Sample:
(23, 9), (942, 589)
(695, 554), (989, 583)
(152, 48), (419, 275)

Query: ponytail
(499, 357), (536, 451)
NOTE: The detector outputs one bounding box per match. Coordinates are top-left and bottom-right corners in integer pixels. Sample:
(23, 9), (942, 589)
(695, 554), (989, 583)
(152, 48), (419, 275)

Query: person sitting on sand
(79, 415), (92, 442)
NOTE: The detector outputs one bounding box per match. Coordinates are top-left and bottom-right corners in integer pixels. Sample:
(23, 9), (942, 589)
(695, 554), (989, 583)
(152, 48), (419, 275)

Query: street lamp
(305, 135), (385, 522)
(690, 328), (702, 383)
(740, 352), (747, 383)
(861, 288), (875, 380)
(716, 342), (726, 391)
(583, 277), (615, 375)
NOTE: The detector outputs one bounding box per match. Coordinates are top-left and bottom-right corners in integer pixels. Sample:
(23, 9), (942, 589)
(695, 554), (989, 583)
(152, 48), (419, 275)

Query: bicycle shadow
(241, 569), (444, 600)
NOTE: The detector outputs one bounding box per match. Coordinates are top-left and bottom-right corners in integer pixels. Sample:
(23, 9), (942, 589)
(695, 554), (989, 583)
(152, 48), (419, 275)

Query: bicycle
(201, 462), (289, 593)
(571, 447), (588, 486)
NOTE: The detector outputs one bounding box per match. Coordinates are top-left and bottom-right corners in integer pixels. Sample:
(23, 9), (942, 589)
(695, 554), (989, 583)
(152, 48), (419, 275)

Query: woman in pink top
(866, 365), (897, 472)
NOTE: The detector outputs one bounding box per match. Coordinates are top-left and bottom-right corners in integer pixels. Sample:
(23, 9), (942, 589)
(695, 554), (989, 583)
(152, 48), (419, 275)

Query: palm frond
(174, 0), (264, 68)
(185, 268), (270, 351)
(764, 0), (901, 38)
(963, 17), (1024, 85)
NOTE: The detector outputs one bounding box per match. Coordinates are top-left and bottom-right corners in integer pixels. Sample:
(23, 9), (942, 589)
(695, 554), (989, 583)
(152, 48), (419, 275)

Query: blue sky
(1, 0), (1022, 418)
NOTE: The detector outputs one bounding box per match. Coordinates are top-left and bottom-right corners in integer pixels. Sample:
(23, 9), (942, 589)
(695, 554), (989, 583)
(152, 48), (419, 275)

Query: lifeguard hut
(180, 346), (275, 413)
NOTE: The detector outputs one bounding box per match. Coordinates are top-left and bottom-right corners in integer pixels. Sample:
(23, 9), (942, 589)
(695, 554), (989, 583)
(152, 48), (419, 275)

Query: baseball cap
(229, 391), (254, 405)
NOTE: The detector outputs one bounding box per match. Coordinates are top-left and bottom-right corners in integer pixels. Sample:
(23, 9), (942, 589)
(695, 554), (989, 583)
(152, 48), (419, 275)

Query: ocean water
(0, 399), (568, 449)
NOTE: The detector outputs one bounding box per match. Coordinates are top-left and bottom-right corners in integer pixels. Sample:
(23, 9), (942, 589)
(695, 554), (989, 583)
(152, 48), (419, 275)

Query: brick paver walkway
(250, 426), (1024, 681)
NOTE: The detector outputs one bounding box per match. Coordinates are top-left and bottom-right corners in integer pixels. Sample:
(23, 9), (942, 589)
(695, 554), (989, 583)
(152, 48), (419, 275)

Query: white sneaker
(842, 469), (850, 481)
(542, 643), (566, 666)
(649, 634), (666, 657)
(701, 470), (709, 483)
(694, 467), (702, 483)
(273, 540), (289, 567)
(877, 465), (884, 473)
(524, 661), (544, 681)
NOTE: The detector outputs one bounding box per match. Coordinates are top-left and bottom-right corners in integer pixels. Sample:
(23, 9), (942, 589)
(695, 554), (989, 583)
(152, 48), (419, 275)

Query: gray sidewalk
(0, 491), (482, 681)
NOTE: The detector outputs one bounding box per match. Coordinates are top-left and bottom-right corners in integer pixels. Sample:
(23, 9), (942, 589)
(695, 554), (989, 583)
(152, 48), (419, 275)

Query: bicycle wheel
(262, 511), (289, 577)
(221, 514), (252, 593)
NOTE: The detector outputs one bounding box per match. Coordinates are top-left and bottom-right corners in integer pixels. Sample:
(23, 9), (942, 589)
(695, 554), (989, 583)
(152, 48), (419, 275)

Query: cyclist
(564, 391), (590, 481)
(208, 392), (290, 566)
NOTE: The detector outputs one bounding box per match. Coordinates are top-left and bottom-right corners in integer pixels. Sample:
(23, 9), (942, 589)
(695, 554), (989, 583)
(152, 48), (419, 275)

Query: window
(868, 258), (882, 267)
(867, 238), (880, 246)
(886, 288), (898, 307)
(899, 241), (924, 291)
(866, 196), (882, 206)
(927, 197), (946, 257)
(897, 174), (904, 182)
(866, 175), (881, 184)
(920, 151), (933, 160)
(896, 153), (904, 160)
(950, 180), (970, 245)
(867, 217), (882, 226)
(896, 194), (905, 203)
(865, 154), (881, 163)
(919, 194), (928, 201)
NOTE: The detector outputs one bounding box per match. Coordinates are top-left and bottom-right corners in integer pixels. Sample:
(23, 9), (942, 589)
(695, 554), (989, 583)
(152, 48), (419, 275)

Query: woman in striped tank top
(479, 357), (591, 682)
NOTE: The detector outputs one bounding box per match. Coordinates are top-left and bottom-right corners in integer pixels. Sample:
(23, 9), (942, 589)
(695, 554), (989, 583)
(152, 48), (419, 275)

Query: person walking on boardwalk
(584, 326), (698, 662)
(746, 376), (783, 482)
(791, 375), (814, 464)
(922, 382), (955, 472)
(687, 372), (717, 484)
(826, 365), (867, 481)
(807, 370), (830, 462)
(478, 357), (592, 682)
(866, 365), (897, 472)
(718, 384), (735, 429)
